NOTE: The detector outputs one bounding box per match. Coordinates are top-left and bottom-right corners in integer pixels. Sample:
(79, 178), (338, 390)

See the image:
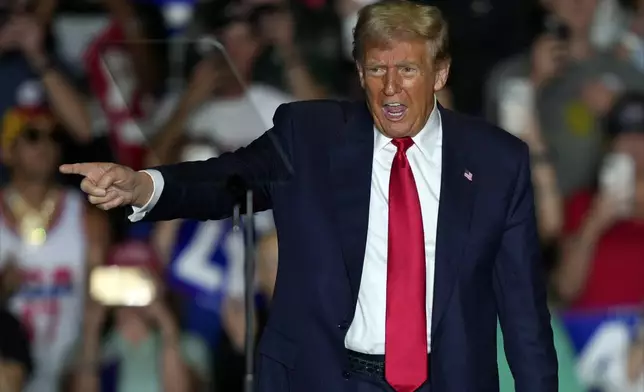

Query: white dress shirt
(344, 102), (442, 355)
(129, 101), (443, 355)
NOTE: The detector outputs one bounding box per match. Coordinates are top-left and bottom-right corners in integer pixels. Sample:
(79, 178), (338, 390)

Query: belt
(347, 350), (431, 380)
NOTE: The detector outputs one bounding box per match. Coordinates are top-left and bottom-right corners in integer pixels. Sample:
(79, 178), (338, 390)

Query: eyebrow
(364, 61), (421, 68)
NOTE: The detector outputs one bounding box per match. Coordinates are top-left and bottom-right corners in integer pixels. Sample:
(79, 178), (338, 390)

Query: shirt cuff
(128, 169), (164, 222)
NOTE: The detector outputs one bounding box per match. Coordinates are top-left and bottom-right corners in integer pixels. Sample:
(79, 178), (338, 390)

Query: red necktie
(385, 137), (428, 392)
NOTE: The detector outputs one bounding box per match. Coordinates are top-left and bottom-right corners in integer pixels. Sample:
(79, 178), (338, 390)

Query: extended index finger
(59, 163), (94, 177)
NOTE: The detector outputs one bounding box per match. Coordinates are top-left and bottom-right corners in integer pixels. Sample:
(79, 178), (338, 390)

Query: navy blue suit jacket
(144, 101), (558, 391)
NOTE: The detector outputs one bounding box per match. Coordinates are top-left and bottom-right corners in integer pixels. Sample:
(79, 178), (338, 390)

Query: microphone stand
(232, 188), (256, 392)
(108, 36), (285, 392)
(198, 35), (291, 392)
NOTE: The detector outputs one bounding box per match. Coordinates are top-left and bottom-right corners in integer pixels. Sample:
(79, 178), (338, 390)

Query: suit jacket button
(338, 321), (349, 329)
(342, 371), (351, 380)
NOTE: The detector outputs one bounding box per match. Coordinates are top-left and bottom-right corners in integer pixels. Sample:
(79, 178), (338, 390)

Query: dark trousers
(347, 349), (431, 392)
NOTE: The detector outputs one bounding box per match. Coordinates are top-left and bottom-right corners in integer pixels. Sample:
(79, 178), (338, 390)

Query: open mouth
(382, 103), (407, 121)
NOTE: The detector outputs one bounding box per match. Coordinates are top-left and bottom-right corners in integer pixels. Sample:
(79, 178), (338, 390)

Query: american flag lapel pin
(464, 170), (473, 182)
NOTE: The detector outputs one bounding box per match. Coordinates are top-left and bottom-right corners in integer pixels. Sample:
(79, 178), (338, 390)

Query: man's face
(357, 38), (449, 139)
(7, 119), (61, 181)
(220, 21), (260, 79)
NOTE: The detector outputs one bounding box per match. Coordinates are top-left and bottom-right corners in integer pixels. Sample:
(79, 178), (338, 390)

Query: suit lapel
(431, 106), (478, 339)
(329, 102), (374, 304)
(328, 102), (477, 333)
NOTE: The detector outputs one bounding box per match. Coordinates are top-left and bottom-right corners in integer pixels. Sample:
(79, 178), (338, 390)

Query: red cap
(106, 240), (162, 273)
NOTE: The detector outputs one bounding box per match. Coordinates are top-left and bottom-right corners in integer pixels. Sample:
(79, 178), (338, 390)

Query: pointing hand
(59, 162), (153, 210)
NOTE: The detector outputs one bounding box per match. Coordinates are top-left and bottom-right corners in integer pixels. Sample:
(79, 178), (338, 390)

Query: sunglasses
(20, 127), (64, 144)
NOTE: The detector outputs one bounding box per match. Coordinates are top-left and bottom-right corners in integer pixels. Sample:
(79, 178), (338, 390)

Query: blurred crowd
(0, 0), (643, 391)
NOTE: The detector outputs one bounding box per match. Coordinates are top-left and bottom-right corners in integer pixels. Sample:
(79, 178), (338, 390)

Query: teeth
(385, 103), (401, 107)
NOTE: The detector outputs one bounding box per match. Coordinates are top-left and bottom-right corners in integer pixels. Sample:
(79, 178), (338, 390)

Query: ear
(355, 61), (365, 89)
(433, 60), (450, 92)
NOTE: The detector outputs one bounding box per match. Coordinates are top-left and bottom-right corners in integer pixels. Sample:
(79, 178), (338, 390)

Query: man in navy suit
(61, 1), (557, 391)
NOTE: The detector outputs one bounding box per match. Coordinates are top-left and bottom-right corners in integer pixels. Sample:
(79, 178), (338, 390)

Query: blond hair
(352, 0), (450, 65)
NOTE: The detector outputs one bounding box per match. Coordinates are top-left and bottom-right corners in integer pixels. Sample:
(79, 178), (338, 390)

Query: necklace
(5, 188), (58, 247)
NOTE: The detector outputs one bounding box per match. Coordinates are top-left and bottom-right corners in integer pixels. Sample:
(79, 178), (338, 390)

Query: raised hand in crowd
(146, 57), (228, 166)
(144, 298), (181, 342)
(59, 162), (153, 210)
(100, 0), (164, 95)
(80, 298), (107, 361)
(520, 112), (548, 153)
(143, 292), (194, 392)
(530, 34), (568, 88)
(0, 15), (48, 70)
(581, 78), (621, 116)
(588, 189), (633, 231)
(554, 187), (633, 303)
(184, 57), (230, 109)
(83, 298), (108, 338)
(0, 13), (92, 141)
(254, 5), (326, 99)
(522, 114), (564, 242)
(259, 7), (295, 55)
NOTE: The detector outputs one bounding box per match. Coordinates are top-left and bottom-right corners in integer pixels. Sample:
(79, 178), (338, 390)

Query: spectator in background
(248, 0), (341, 97)
(0, 7), (92, 141)
(576, 313), (644, 391)
(441, 0), (539, 116)
(152, 139), (277, 391)
(153, 140), (244, 350)
(555, 93), (644, 309)
(84, 0), (169, 171)
(0, 307), (32, 392)
(486, 95), (564, 244)
(0, 7), (94, 187)
(0, 105), (109, 392)
(69, 240), (211, 392)
(148, 3), (302, 165)
(487, 0), (644, 198)
(485, 48), (565, 244)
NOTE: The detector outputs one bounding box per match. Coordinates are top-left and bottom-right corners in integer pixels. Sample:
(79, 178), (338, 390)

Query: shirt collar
(374, 95), (441, 158)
